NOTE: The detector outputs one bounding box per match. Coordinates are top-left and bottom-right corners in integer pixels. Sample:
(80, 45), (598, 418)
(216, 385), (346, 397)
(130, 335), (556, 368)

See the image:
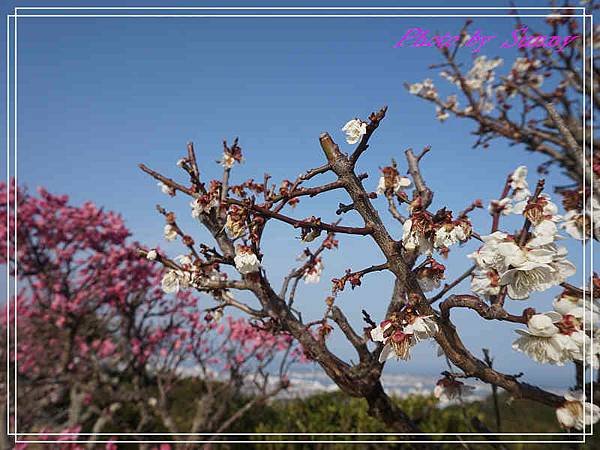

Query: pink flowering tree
(0, 181), (300, 448)
(137, 6), (599, 433)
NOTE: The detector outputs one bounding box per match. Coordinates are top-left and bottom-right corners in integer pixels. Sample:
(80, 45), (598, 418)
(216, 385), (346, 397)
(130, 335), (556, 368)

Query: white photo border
(4, 4), (594, 445)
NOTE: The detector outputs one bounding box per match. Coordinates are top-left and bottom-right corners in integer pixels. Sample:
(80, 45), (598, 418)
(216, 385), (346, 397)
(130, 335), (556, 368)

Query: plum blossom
(513, 194), (560, 224)
(445, 56), (502, 91)
(341, 118), (367, 144)
(561, 210), (586, 240)
(555, 391), (600, 430)
(435, 106), (450, 122)
(376, 329), (415, 362)
(510, 165), (531, 200)
(433, 378), (475, 402)
(234, 246), (261, 274)
(512, 312), (578, 365)
(402, 219), (433, 255)
(303, 258), (324, 284)
(225, 205), (246, 238)
(370, 319), (415, 362)
(527, 220), (561, 247)
(415, 260), (445, 293)
(488, 197), (513, 216)
(191, 195), (219, 218)
(163, 224), (178, 241)
(560, 196), (600, 240)
(468, 231), (511, 271)
(507, 57), (544, 88)
(470, 269), (500, 298)
(407, 78), (438, 99)
(376, 166), (411, 195)
(469, 230), (575, 300)
(498, 244), (575, 300)
(221, 152), (236, 169)
(433, 222), (471, 249)
(146, 249), (158, 261)
(157, 181), (175, 196)
(370, 310), (438, 362)
(403, 315), (439, 341)
(161, 269), (191, 294)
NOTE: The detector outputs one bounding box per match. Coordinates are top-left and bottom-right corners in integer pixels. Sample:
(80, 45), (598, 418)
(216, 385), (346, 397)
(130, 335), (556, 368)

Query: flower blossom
(433, 221), (471, 249)
(146, 249), (157, 261)
(470, 268), (501, 298)
(376, 166), (411, 195)
(234, 246), (260, 274)
(341, 118), (367, 144)
(433, 378), (475, 402)
(555, 391), (600, 430)
(157, 182), (175, 196)
(560, 196), (600, 241)
(402, 218), (433, 255)
(163, 224), (178, 241)
(191, 195), (219, 218)
(303, 258), (324, 284)
(512, 312), (578, 365)
(415, 260), (445, 293)
(370, 309), (438, 362)
(161, 269), (191, 294)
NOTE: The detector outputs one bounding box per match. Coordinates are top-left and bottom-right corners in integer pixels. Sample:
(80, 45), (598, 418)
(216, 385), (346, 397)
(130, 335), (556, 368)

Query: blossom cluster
(470, 166), (576, 300)
(512, 287), (599, 368)
(370, 307), (439, 362)
(402, 209), (473, 256)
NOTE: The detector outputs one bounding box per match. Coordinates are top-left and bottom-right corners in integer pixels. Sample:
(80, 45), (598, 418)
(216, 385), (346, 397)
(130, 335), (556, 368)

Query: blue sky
(2, 1), (595, 387)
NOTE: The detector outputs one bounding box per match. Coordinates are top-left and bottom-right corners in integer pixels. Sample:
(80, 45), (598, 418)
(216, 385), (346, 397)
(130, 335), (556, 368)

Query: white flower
(370, 320), (415, 362)
(175, 254), (193, 267)
(161, 270), (191, 294)
(488, 197), (513, 215)
(433, 223), (470, 249)
(163, 224), (178, 241)
(468, 231), (510, 271)
(512, 312), (577, 365)
(402, 219), (433, 255)
(303, 259), (324, 284)
(148, 397), (158, 407)
(376, 174), (411, 195)
(341, 118), (367, 145)
(157, 182), (175, 196)
(370, 320), (392, 343)
(498, 244), (575, 300)
(513, 195), (560, 224)
(470, 269), (500, 298)
(146, 249), (157, 261)
(560, 210), (585, 240)
(221, 152), (236, 169)
(556, 391), (600, 430)
(225, 214), (245, 238)
(404, 316), (438, 341)
(560, 196), (600, 240)
(527, 313), (561, 336)
(378, 331), (415, 362)
(433, 378), (475, 402)
(510, 166), (529, 192)
(553, 291), (599, 329)
(191, 196), (219, 218)
(528, 220), (560, 247)
(435, 106), (450, 122)
(234, 247), (260, 274)
(463, 56), (503, 90)
(408, 82), (423, 94)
